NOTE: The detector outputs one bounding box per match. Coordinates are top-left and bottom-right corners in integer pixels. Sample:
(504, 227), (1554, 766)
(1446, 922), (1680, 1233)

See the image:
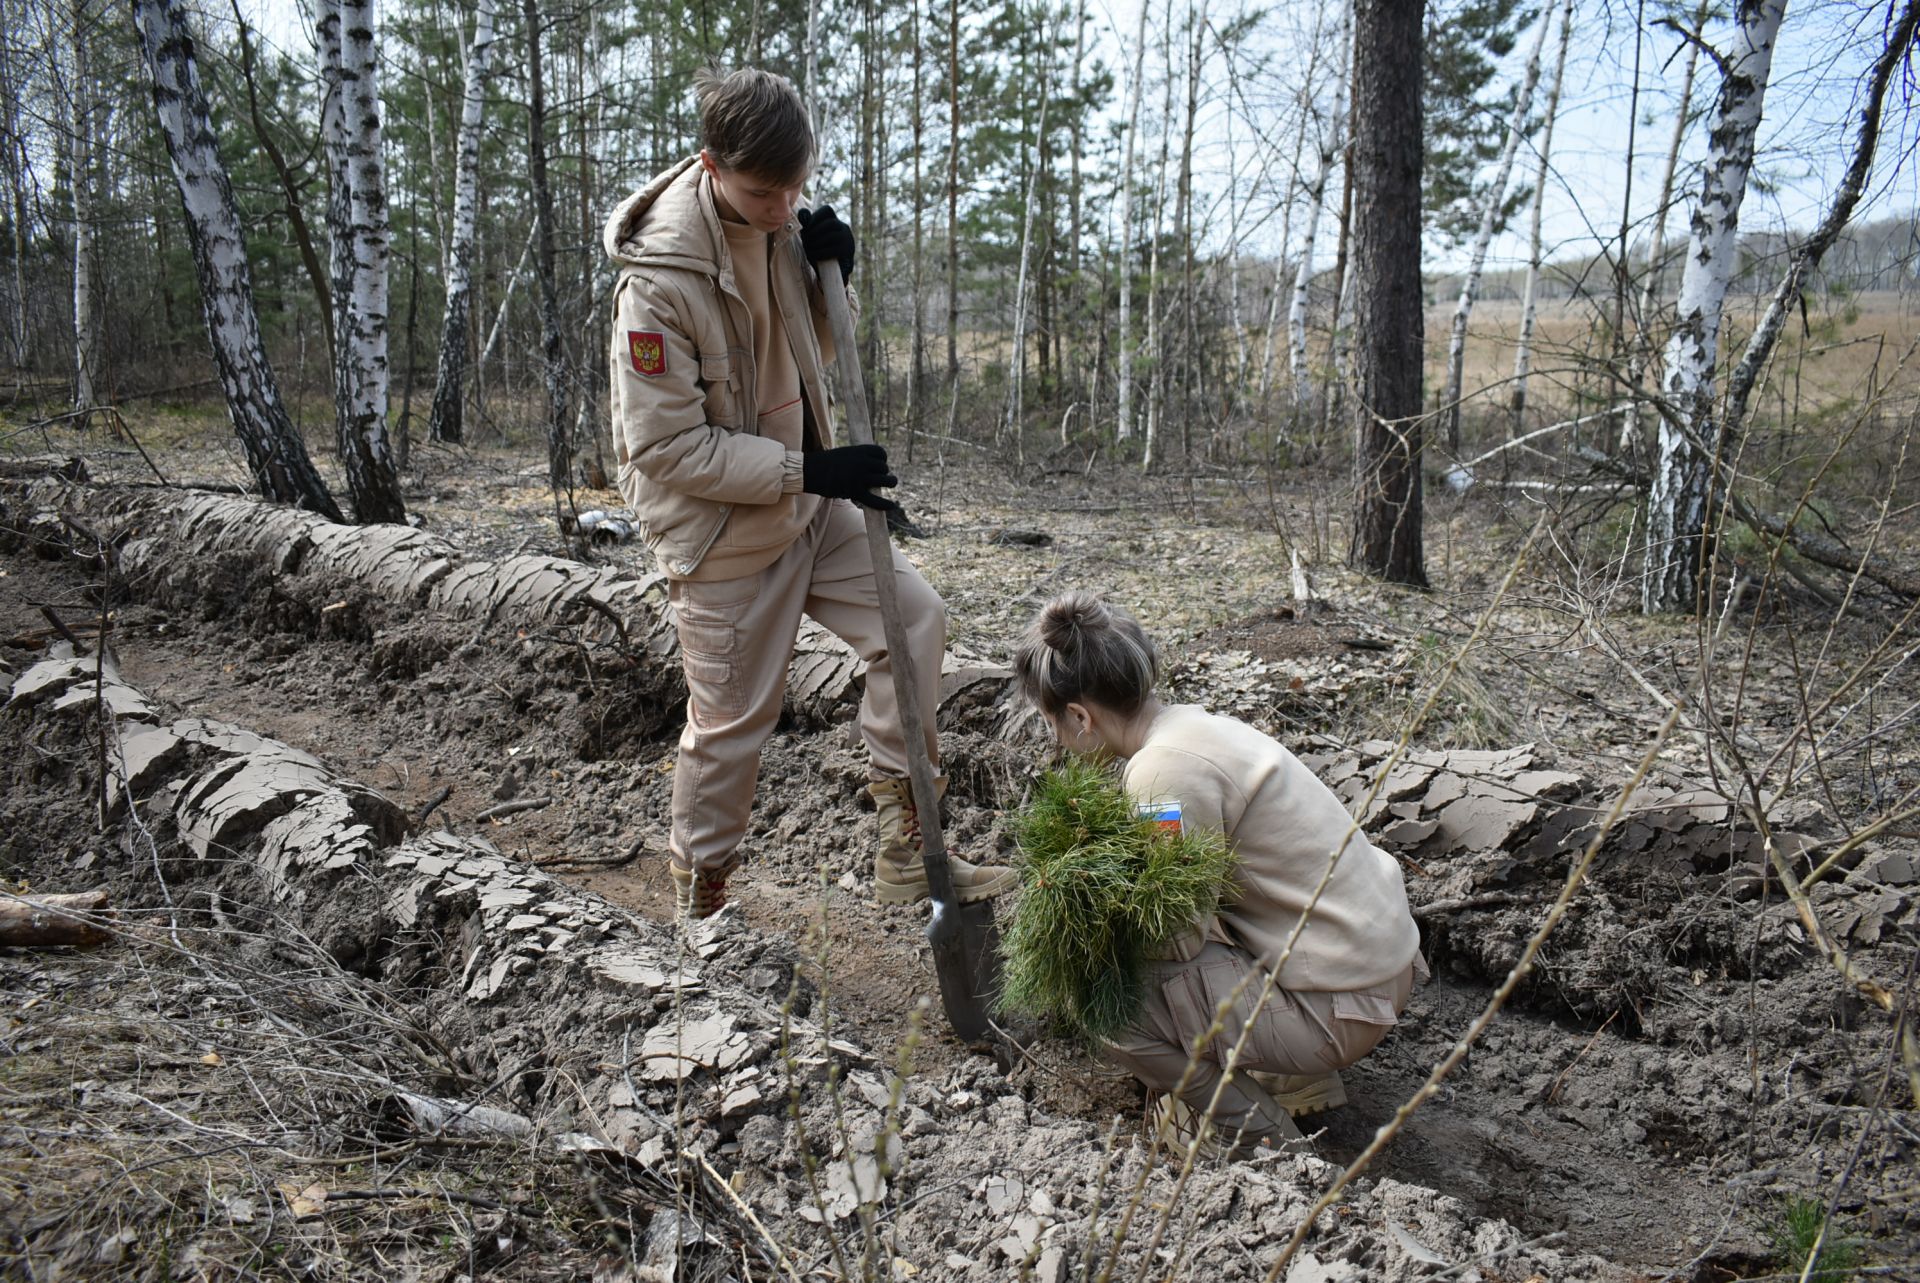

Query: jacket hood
(603, 157), (717, 273)
(603, 156), (800, 275)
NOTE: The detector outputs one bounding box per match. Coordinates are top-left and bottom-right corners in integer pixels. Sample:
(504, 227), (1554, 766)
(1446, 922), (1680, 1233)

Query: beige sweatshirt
(720, 220), (811, 454)
(1122, 704), (1419, 992)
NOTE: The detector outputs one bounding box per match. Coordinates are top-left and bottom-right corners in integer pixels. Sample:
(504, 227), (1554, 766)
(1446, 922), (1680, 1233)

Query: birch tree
(1507, 0), (1573, 429)
(1440, 2), (1552, 450)
(67, 0), (97, 411)
(426, 0), (497, 446)
(905, 0), (924, 455)
(1620, 0), (1708, 452)
(1348, 0), (1427, 586)
(317, 0), (406, 523)
(522, 0), (570, 500)
(1004, 61), (1052, 456)
(132, 0), (343, 520)
(1142, 0), (1176, 468)
(1289, 5), (1349, 411)
(1641, 0), (1787, 615)
(1114, 0), (1150, 442)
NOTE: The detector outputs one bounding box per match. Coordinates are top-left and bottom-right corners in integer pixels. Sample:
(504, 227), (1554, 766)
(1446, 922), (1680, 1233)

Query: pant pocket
(670, 581), (750, 723)
(1184, 956), (1285, 1069)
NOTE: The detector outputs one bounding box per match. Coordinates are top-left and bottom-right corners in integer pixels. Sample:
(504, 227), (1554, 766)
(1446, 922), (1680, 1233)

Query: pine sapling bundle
(998, 757), (1236, 1040)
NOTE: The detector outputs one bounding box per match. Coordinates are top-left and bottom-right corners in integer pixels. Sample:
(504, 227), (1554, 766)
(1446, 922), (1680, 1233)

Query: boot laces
(695, 869), (730, 913)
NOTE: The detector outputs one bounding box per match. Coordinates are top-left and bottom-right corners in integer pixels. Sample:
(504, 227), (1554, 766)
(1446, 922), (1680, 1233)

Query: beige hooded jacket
(603, 157), (847, 581)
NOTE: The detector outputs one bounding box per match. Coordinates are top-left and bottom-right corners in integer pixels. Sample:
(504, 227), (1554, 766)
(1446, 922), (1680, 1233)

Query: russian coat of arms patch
(628, 330), (666, 377)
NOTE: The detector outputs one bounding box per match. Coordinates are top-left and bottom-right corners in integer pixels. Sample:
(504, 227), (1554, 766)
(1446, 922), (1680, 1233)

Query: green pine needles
(997, 756), (1238, 1041)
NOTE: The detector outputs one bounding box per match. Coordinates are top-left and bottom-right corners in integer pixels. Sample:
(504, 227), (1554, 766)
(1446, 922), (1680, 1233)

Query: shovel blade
(926, 899), (1002, 1045)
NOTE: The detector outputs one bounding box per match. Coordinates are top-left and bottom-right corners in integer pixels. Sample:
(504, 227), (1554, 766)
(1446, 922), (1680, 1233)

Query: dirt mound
(1, 640), (1621, 1282)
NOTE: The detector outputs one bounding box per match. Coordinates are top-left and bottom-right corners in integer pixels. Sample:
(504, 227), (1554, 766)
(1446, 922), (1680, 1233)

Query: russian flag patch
(1139, 800), (1183, 834)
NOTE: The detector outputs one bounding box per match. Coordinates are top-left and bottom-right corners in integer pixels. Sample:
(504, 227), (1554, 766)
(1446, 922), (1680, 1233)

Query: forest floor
(2, 424), (1917, 1281)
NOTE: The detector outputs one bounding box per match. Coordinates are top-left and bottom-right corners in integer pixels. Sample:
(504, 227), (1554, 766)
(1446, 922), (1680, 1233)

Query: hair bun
(1039, 590), (1110, 650)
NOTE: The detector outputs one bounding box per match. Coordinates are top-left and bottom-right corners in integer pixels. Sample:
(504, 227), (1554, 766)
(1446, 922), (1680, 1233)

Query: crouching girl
(1012, 591), (1424, 1156)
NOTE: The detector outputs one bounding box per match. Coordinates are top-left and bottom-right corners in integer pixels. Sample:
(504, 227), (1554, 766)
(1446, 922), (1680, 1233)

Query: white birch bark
(341, 0), (403, 519)
(482, 220), (536, 371)
(427, 0), (497, 445)
(1642, 0), (1787, 615)
(1508, 0), (1574, 428)
(316, 0), (350, 395)
(1289, 6), (1349, 411)
(132, 0), (342, 520)
(1143, 0), (1176, 470)
(67, 0), (97, 411)
(1441, 5), (1554, 449)
(1005, 83), (1051, 456)
(906, 0), (924, 456)
(1257, 267), (1284, 406)
(804, 0), (820, 134)
(316, 0), (404, 522)
(1621, 2), (1707, 451)
(1115, 0), (1150, 442)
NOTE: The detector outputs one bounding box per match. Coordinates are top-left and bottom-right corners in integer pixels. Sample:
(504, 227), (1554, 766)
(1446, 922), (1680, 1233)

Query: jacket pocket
(700, 351), (737, 427)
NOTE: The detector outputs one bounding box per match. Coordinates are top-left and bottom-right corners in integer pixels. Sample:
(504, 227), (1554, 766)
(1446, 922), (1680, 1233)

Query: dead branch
(414, 784), (454, 826)
(1744, 508), (1920, 600)
(474, 796), (552, 823)
(1574, 419), (1918, 602)
(0, 890), (114, 948)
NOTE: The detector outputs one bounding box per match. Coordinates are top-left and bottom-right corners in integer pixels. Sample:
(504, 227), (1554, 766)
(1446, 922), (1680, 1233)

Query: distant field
(1431, 289), (1920, 426)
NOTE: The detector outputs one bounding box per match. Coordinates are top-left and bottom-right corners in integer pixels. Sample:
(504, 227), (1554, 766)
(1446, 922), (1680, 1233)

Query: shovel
(814, 257), (1001, 1044)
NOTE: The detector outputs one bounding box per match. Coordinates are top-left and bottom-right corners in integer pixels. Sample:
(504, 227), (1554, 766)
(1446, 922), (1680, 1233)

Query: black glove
(797, 205), (856, 282)
(802, 443), (899, 512)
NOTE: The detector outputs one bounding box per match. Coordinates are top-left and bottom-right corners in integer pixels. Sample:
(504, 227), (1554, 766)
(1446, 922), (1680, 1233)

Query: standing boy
(603, 67), (1015, 919)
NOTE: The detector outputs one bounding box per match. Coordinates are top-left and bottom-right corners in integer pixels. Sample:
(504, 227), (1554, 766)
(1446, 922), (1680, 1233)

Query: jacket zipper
(673, 504), (733, 577)
(676, 231), (792, 577)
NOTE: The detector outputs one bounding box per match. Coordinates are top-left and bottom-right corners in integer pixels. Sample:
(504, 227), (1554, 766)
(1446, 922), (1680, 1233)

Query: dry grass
(0, 902), (619, 1281)
(1435, 289), (1920, 428)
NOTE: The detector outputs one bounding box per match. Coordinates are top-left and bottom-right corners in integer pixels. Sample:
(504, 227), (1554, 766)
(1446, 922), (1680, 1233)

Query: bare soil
(2, 434), (1916, 1280)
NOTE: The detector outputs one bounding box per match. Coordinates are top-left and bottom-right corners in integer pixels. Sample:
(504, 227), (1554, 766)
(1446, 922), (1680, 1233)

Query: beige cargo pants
(1105, 942), (1419, 1151)
(667, 499), (946, 873)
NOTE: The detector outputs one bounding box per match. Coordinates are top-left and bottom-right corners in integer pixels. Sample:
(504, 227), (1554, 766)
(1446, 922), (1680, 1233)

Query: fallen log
(2, 479), (1020, 733)
(1744, 508), (1920, 600)
(0, 890), (114, 948)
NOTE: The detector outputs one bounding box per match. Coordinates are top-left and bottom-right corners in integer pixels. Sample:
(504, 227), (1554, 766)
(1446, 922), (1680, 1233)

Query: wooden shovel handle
(813, 255), (991, 1042)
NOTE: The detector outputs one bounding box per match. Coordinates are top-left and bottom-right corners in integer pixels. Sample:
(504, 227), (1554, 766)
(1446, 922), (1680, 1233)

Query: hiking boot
(1153, 1090), (1305, 1162)
(670, 860), (732, 920)
(868, 776), (1017, 906)
(1248, 1071), (1347, 1117)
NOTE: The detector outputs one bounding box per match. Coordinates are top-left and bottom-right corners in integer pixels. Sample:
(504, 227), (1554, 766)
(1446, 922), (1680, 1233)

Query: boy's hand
(802, 443), (899, 512)
(797, 205), (856, 281)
